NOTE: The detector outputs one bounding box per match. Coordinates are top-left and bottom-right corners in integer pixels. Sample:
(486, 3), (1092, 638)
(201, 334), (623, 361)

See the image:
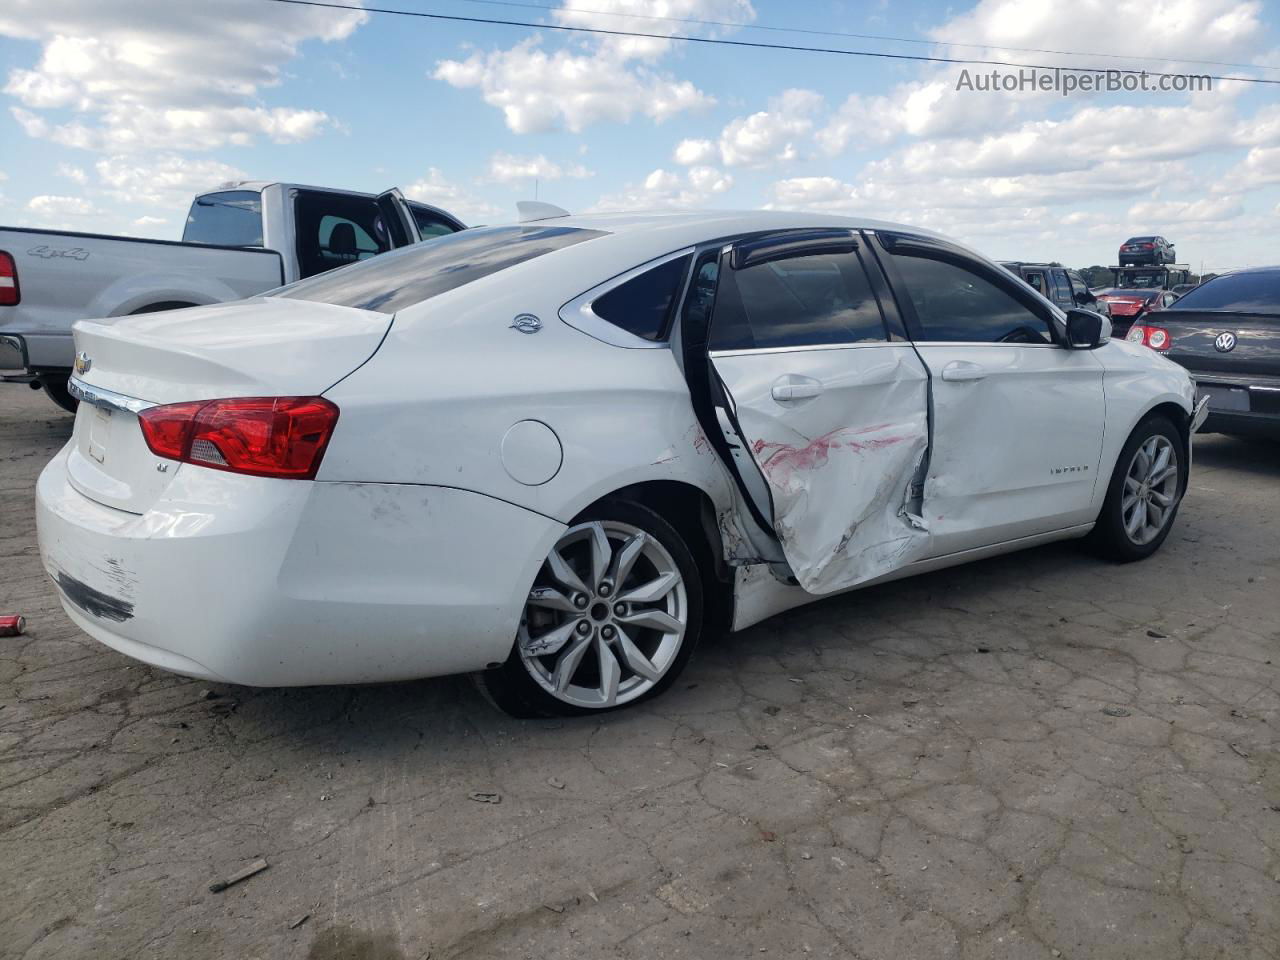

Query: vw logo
(73, 351), (92, 374)
(509, 314), (542, 335)
(1214, 331), (1237, 353)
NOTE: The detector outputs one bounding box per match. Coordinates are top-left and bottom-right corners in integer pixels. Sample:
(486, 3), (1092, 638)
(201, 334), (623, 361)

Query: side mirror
(1065, 308), (1109, 349)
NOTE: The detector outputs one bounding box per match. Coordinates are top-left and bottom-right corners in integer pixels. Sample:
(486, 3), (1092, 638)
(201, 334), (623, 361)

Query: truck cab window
(183, 191), (263, 247)
(294, 191), (389, 279)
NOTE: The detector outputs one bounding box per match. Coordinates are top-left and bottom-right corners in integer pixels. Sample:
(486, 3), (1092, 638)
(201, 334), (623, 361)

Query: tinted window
(1069, 274), (1089, 299)
(294, 191), (390, 279)
(273, 225), (606, 314)
(410, 203), (462, 239)
(592, 255), (692, 341)
(890, 253), (1053, 344)
(1052, 270), (1072, 303)
(1168, 271), (1280, 315)
(710, 250), (887, 350)
(1023, 270), (1046, 294)
(183, 191), (263, 247)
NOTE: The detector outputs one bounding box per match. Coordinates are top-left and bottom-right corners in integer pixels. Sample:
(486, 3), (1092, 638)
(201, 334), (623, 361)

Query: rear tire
(1088, 416), (1185, 562)
(41, 375), (77, 414)
(481, 499), (704, 718)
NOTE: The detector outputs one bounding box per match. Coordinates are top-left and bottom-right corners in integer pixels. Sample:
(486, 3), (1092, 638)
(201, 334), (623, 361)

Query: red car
(1094, 288), (1179, 336)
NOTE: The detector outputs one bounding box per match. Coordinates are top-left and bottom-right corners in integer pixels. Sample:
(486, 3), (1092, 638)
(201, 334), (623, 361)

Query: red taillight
(0, 251), (19, 307)
(1142, 243), (1154, 249)
(1125, 324), (1172, 352)
(138, 396), (340, 479)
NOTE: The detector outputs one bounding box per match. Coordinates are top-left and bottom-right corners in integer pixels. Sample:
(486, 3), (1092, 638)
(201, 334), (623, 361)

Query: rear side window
(890, 253), (1053, 344)
(710, 250), (887, 350)
(592, 255), (691, 341)
(294, 191), (391, 279)
(1169, 272), (1280, 315)
(273, 225), (606, 314)
(183, 191), (263, 247)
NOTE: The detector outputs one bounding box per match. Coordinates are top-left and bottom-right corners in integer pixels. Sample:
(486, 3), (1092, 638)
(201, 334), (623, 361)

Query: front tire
(481, 500), (704, 718)
(1089, 416), (1184, 562)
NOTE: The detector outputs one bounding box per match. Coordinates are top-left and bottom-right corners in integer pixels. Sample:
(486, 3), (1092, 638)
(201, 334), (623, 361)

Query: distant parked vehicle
(0, 182), (465, 411)
(1095, 288), (1179, 336)
(1140, 266), (1280, 438)
(1000, 262), (1111, 318)
(1119, 236), (1176, 266)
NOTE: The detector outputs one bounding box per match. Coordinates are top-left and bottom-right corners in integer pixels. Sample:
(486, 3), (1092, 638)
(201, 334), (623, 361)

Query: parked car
(36, 212), (1205, 716)
(0, 182), (464, 411)
(1131, 266), (1279, 437)
(1095, 287), (1180, 336)
(1001, 262), (1111, 318)
(1119, 236), (1176, 266)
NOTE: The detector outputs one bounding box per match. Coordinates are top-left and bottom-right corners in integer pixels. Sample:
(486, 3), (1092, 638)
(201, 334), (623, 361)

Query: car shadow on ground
(1193, 432), (1280, 478)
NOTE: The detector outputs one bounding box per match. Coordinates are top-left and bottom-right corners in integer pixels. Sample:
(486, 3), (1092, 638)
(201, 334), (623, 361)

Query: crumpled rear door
(683, 231), (933, 594)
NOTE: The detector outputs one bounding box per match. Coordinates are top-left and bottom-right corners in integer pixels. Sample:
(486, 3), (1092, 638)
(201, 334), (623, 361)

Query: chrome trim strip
(67, 377), (155, 415)
(710, 341), (912, 359)
(558, 246), (696, 349)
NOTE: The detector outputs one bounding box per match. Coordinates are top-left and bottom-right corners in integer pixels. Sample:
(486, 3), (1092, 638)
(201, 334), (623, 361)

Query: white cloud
(27, 194), (97, 217)
(1128, 196), (1246, 225)
(716, 89), (822, 167)
(95, 154), (247, 208)
(673, 138), (716, 165)
(133, 215), (168, 226)
(591, 165), (732, 211)
(435, 39), (711, 134)
(1, 1), (363, 151)
(553, 0), (755, 61)
(56, 163), (87, 184)
(404, 168), (503, 224)
(486, 151), (591, 183)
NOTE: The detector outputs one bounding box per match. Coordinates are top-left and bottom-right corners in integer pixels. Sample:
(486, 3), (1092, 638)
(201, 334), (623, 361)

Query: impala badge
(74, 351), (92, 375)
(509, 314), (542, 334)
(1214, 331), (1236, 353)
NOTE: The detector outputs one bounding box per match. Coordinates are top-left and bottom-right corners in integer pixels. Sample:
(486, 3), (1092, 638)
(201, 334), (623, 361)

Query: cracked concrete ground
(1, 384), (1277, 960)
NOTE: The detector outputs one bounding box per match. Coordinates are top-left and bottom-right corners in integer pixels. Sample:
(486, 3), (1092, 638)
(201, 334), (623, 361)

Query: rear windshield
(183, 191), (264, 247)
(272, 225), (605, 314)
(1168, 271), (1280, 315)
(1125, 237), (1156, 243)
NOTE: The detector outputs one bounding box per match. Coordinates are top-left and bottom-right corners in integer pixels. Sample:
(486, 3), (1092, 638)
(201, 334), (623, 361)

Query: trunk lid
(66, 296), (390, 514)
(1160, 309), (1280, 378)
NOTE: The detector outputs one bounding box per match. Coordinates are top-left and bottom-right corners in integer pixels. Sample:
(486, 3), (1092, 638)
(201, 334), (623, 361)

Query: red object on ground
(0, 615), (26, 637)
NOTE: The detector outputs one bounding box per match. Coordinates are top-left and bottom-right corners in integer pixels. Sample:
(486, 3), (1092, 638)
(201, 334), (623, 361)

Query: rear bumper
(1202, 410), (1280, 438)
(1192, 375), (1280, 438)
(36, 446), (565, 685)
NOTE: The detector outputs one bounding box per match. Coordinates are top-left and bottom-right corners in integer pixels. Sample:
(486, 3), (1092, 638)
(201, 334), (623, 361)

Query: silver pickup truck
(0, 182), (464, 410)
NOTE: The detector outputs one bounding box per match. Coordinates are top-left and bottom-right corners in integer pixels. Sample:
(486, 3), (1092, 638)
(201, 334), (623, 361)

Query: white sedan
(36, 211), (1207, 716)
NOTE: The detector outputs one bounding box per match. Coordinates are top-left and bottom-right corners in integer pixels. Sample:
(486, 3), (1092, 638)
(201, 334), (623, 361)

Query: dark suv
(1001, 262), (1110, 318)
(1119, 236), (1175, 266)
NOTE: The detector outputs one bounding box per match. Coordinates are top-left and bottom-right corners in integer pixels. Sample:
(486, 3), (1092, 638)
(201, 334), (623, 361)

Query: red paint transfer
(752, 423), (906, 487)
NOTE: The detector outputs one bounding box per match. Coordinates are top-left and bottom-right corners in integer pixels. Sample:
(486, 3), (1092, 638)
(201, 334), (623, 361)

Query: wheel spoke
(619, 607), (683, 634)
(546, 546), (588, 596)
(1146, 500), (1165, 529)
(617, 570), (679, 605)
(614, 627), (661, 682)
(527, 585), (577, 613)
(552, 634), (593, 693)
(1122, 493), (1139, 512)
(597, 637), (621, 705)
(522, 619), (578, 658)
(608, 531), (647, 591)
(1150, 489), (1172, 507)
(1151, 464), (1177, 486)
(1124, 500), (1144, 537)
(1124, 476), (1141, 494)
(586, 522), (613, 592)
(1149, 444), (1171, 482)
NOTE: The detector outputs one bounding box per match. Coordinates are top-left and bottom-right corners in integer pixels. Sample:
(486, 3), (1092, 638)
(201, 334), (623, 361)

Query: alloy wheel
(518, 520), (688, 709)
(1121, 434), (1179, 546)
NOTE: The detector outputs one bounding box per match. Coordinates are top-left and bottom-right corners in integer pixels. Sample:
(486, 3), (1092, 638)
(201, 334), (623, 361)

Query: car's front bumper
(36, 445), (565, 685)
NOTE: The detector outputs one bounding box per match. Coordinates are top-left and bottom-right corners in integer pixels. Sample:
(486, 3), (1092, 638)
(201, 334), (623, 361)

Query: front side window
(592, 254), (692, 341)
(1069, 275), (1089, 300)
(710, 249), (887, 351)
(890, 253), (1054, 344)
(409, 203), (463, 239)
(183, 191), (263, 247)
(273, 225), (606, 314)
(1023, 270), (1045, 294)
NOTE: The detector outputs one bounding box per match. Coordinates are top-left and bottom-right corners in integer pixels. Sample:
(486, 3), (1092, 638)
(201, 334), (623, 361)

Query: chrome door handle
(772, 374), (824, 402)
(941, 360), (987, 382)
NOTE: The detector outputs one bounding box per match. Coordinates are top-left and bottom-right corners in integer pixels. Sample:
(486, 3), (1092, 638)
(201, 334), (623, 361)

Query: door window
(710, 249), (888, 350)
(1023, 270), (1046, 294)
(409, 203), (463, 238)
(889, 253), (1055, 344)
(1069, 274), (1090, 301)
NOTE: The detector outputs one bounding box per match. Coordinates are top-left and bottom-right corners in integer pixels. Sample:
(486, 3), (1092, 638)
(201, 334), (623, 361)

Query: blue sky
(1, 0), (1278, 271)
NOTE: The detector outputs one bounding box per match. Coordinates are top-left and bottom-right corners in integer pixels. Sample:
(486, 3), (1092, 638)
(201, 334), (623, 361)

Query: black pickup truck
(1153, 266), (1280, 437)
